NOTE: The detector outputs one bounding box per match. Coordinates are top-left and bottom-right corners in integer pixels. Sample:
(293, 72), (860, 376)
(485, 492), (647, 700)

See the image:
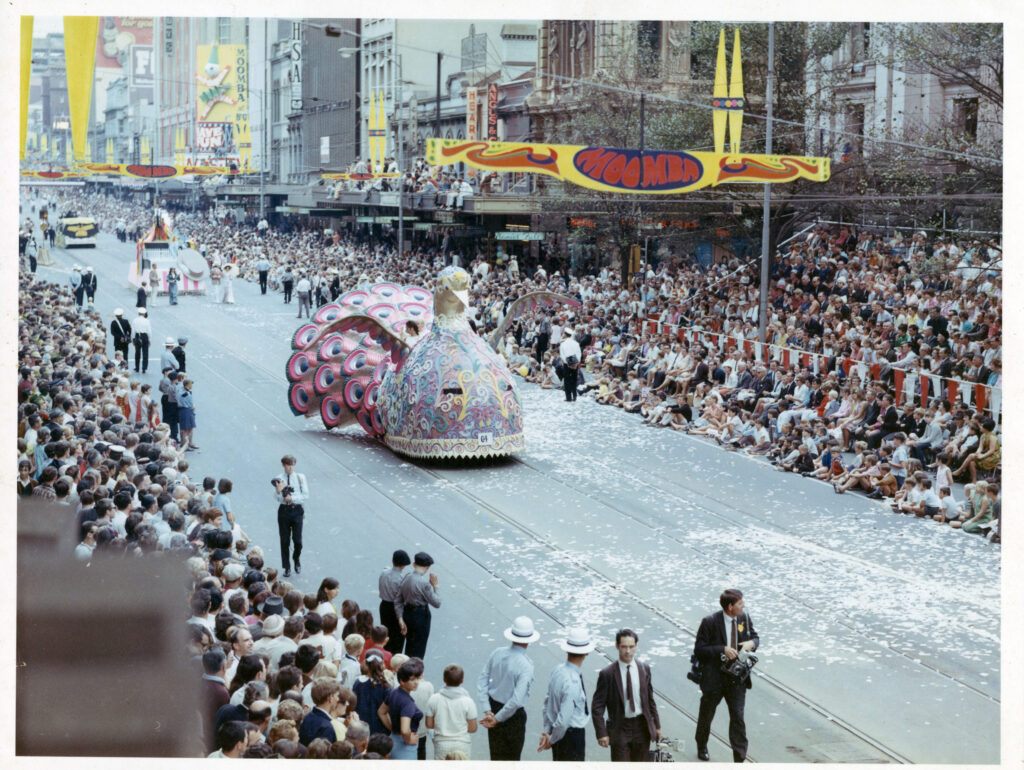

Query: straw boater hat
(559, 627), (595, 654)
(504, 616), (541, 644)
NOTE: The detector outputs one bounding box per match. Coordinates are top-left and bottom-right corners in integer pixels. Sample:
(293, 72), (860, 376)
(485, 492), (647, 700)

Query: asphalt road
(34, 230), (1001, 763)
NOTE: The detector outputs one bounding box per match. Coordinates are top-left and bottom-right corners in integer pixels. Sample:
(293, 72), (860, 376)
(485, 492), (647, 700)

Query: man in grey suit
(592, 629), (661, 761)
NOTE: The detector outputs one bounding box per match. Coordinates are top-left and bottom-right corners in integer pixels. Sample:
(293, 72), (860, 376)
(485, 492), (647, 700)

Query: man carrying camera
(693, 589), (759, 763)
(273, 454), (309, 577)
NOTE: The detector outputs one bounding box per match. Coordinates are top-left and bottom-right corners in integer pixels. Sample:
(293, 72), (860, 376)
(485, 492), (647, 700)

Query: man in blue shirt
(478, 616), (540, 760)
(539, 627), (594, 761)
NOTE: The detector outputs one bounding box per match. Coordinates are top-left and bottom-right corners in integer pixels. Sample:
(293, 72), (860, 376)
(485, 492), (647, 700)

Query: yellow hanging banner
(425, 29), (830, 196)
(426, 139), (829, 195)
(63, 16), (100, 162)
(20, 17), (33, 161)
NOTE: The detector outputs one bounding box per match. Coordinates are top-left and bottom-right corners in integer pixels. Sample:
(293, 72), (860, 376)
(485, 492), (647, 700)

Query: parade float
(130, 210), (209, 295)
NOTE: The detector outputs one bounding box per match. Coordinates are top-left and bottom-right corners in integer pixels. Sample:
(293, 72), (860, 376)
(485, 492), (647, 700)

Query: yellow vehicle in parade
(55, 217), (99, 248)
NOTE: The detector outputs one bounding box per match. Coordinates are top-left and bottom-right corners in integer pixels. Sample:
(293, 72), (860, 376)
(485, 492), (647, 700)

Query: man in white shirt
(131, 308), (152, 373)
(274, 454), (309, 577)
(558, 328), (583, 402)
(295, 273), (312, 319)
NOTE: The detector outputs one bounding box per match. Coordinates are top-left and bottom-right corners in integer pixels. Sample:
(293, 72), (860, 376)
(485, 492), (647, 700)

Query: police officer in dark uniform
(110, 309), (132, 361)
(394, 551), (441, 659)
(172, 337), (188, 372)
(379, 549), (411, 655)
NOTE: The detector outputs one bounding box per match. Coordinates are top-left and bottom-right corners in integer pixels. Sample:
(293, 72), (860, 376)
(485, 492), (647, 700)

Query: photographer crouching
(693, 589), (759, 762)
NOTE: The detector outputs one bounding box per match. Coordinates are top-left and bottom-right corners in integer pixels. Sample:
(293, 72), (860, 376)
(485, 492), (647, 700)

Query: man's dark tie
(579, 673), (589, 715)
(626, 664), (636, 713)
(731, 618), (738, 651)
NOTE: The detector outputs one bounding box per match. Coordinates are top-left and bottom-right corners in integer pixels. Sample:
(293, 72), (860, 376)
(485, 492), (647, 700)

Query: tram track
(507, 452), (1000, 706)
(78, 239), (991, 762)
(165, 310), (917, 763)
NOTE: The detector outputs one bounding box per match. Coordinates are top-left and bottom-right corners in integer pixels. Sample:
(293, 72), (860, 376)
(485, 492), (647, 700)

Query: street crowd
(23, 189), (1003, 542)
(16, 185), (1001, 759)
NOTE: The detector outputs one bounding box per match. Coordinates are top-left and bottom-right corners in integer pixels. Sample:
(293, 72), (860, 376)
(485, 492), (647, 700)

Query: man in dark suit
(694, 589), (760, 763)
(592, 629), (661, 762)
(200, 647), (231, 752)
(298, 679), (341, 746)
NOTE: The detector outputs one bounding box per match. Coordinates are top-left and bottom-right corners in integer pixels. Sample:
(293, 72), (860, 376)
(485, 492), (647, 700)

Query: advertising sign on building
(195, 44), (250, 166)
(128, 44), (154, 104)
(289, 22), (303, 112)
(487, 82), (499, 141)
(96, 17), (153, 69)
(466, 87), (478, 141)
(321, 136), (330, 163)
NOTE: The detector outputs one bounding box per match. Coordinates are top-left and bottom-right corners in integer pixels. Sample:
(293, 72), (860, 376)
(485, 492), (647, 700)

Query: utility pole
(757, 22), (774, 348)
(435, 52), (442, 139)
(396, 54), (404, 259)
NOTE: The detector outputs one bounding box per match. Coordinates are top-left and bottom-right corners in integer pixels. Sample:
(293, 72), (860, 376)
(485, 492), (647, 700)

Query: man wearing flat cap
(478, 616), (540, 760)
(379, 549), (411, 654)
(394, 551), (440, 659)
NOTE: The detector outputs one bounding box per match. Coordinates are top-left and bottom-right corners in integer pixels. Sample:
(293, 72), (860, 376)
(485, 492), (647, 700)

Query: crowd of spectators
(22, 189), (1002, 545)
(15, 270), (485, 758)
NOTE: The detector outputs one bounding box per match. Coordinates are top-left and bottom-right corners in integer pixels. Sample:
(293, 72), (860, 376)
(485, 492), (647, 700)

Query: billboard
(96, 17), (154, 70)
(128, 44), (154, 104)
(466, 87), (478, 141)
(195, 44), (251, 168)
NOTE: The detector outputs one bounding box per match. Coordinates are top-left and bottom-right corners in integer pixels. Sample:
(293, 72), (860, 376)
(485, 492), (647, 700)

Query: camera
(280, 485), (295, 497)
(720, 650), (758, 683)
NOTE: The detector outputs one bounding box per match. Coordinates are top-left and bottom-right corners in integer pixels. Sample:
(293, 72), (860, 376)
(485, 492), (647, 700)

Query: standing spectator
(426, 664), (478, 759)
(281, 266), (295, 304)
(539, 627), (594, 761)
(256, 255), (271, 294)
(338, 633), (364, 688)
(591, 629), (661, 762)
(379, 549), (411, 654)
(201, 647), (231, 751)
(395, 551), (441, 659)
(273, 454), (309, 577)
(166, 266), (180, 305)
(299, 679), (342, 746)
(159, 367), (180, 443)
(110, 308), (131, 361)
(296, 272), (312, 318)
(136, 281), (148, 310)
(352, 651), (392, 735)
(131, 308), (151, 374)
(177, 378), (198, 452)
(379, 658), (425, 760)
(477, 616), (539, 761)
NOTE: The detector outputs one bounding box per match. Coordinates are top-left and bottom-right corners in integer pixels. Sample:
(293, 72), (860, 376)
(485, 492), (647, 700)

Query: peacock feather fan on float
(284, 266), (578, 459)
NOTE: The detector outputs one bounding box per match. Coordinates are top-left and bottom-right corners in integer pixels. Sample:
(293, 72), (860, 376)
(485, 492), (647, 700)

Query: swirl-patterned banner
(425, 139), (830, 195)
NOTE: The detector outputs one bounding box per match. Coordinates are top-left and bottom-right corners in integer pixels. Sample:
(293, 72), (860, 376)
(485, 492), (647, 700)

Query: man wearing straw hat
(539, 627), (594, 761)
(477, 616), (540, 761)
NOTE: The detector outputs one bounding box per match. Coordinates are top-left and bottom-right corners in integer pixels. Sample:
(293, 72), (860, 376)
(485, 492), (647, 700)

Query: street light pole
(396, 54), (404, 259)
(758, 22), (775, 348)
